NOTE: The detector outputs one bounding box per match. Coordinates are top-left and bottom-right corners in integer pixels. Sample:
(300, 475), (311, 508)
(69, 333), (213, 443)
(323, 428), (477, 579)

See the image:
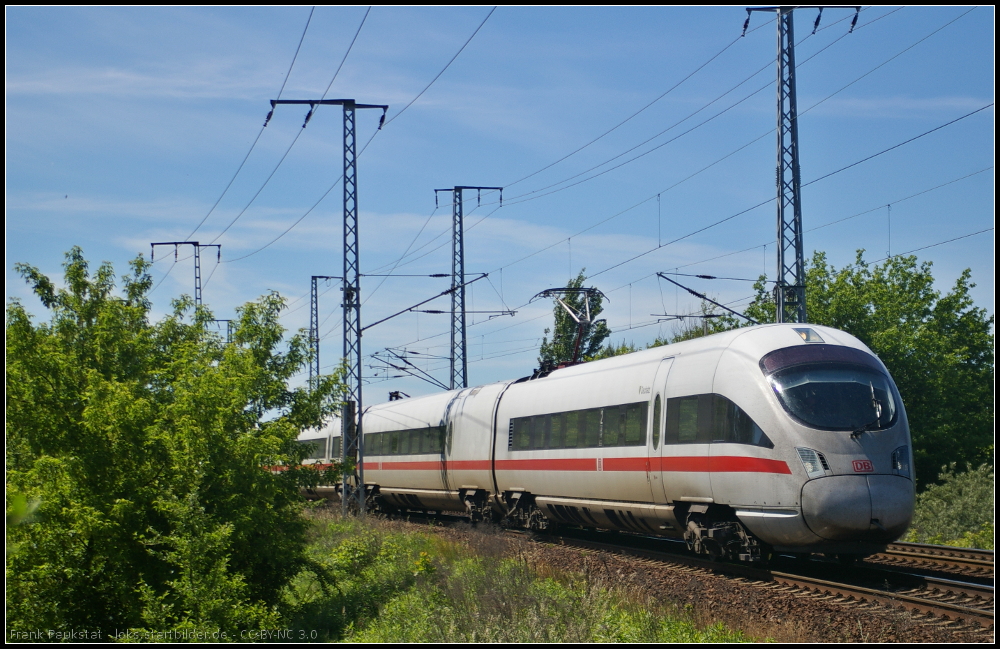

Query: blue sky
(7, 6), (995, 400)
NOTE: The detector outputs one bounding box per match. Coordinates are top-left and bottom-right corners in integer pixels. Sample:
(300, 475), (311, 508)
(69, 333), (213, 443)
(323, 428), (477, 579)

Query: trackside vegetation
(6, 249), (344, 637)
(286, 513), (754, 643)
(905, 461), (994, 550)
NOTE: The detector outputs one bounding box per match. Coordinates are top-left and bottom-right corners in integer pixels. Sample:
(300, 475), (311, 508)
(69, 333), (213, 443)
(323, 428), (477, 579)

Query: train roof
(363, 323), (878, 412)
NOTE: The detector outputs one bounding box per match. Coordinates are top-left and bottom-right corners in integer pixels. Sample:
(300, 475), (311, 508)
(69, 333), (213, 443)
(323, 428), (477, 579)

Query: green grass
(282, 513), (753, 643)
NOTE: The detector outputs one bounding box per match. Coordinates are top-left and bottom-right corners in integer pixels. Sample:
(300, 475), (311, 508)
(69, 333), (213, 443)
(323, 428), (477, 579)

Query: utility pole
(271, 98), (387, 516)
(744, 6), (858, 323)
(433, 186), (502, 389)
(309, 275), (339, 391)
(150, 241), (221, 306)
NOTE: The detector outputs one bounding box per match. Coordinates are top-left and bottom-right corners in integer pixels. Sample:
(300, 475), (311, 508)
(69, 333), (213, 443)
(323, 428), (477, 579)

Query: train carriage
(303, 323), (915, 561)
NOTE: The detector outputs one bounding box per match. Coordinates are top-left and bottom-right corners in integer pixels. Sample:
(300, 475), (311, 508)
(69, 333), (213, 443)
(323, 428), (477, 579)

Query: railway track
(530, 529), (994, 631)
(869, 542), (995, 579)
(380, 509), (993, 632)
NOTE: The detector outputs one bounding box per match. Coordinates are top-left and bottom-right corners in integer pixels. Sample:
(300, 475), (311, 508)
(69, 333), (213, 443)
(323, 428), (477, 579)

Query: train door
(647, 358), (673, 504)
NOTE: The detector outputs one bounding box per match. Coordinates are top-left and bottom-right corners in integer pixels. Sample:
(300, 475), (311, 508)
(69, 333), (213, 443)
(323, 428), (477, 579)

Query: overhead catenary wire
(184, 7), (317, 242)
(205, 7), (371, 248)
(384, 5), (951, 286)
(228, 8), (494, 266)
(384, 136), (993, 361)
(582, 102), (994, 281)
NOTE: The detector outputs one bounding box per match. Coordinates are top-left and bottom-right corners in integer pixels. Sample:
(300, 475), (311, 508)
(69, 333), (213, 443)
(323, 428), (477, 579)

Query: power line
(205, 8), (371, 247)
(383, 7), (496, 127)
(226, 8), (493, 265)
(870, 227), (994, 264)
(392, 6), (947, 283)
(185, 7), (316, 241)
(667, 166), (994, 273)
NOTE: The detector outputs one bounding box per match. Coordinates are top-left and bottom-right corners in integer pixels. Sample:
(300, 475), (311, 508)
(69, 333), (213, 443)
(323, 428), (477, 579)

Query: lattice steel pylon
(149, 241), (221, 306)
(745, 6), (859, 323)
(434, 186), (502, 389)
(270, 98), (387, 516)
(774, 7), (806, 324)
(309, 275), (338, 391)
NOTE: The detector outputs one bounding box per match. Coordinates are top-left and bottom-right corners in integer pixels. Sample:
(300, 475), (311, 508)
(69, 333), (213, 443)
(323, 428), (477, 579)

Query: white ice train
(298, 323), (915, 560)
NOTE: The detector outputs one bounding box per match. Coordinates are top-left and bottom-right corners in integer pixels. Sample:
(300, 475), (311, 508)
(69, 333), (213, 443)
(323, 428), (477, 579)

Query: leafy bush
(906, 462), (995, 548)
(6, 249), (343, 636)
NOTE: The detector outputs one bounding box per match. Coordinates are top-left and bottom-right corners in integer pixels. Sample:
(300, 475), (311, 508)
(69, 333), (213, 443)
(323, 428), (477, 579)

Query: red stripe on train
(365, 456), (790, 474)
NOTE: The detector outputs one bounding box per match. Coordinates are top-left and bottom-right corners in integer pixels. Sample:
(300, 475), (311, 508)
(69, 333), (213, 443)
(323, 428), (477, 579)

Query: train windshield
(768, 363), (897, 431)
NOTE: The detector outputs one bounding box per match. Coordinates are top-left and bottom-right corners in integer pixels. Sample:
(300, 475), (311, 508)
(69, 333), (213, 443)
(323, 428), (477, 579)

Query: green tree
(739, 251), (994, 487)
(906, 462), (994, 548)
(6, 248), (344, 636)
(538, 270), (611, 367)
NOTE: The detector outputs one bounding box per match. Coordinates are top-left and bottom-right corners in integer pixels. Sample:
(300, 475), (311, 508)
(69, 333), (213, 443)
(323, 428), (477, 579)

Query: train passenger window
(564, 411), (580, 448)
(549, 412), (566, 449)
(298, 440), (326, 460)
(601, 406), (622, 447)
(389, 431), (400, 455)
(512, 417), (531, 450)
(364, 432), (379, 456)
(664, 394), (772, 447)
(583, 409), (602, 448)
(530, 415), (549, 450)
(676, 397), (699, 442)
(508, 401), (649, 451)
(331, 437), (342, 458)
(652, 395), (661, 450)
(624, 403), (646, 445)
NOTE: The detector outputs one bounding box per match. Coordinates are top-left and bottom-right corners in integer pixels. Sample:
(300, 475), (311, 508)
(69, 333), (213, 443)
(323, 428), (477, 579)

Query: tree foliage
(538, 270), (611, 367)
(6, 248), (344, 636)
(906, 462), (994, 548)
(740, 251), (994, 487)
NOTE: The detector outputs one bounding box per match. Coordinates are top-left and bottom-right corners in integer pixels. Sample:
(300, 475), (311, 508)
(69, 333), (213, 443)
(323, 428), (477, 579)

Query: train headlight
(796, 447), (829, 479)
(891, 445), (910, 478)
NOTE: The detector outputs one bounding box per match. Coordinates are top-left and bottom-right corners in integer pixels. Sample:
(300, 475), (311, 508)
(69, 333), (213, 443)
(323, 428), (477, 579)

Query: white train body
(307, 324), (915, 558)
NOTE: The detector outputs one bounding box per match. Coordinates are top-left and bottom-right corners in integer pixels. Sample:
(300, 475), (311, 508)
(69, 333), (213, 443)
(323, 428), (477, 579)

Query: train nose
(801, 475), (914, 542)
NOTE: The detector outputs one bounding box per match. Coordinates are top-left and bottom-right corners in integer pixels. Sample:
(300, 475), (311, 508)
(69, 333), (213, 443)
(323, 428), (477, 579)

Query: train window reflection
(298, 439), (327, 460)
(508, 402), (648, 451)
(768, 363), (897, 431)
(364, 426), (446, 456)
(665, 394), (772, 448)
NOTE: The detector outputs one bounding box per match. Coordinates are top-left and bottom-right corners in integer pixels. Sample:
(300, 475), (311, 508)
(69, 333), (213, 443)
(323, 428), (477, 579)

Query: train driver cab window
(768, 363), (897, 432)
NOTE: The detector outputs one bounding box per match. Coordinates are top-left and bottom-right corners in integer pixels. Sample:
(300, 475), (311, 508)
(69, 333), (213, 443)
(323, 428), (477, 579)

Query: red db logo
(852, 460), (874, 473)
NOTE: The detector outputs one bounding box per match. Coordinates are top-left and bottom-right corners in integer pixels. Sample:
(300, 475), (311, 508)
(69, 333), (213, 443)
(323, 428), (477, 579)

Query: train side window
(512, 417), (530, 450)
(697, 394), (715, 443)
(583, 409), (602, 448)
(389, 430), (400, 455)
(652, 395), (662, 449)
(364, 432), (377, 456)
(624, 402), (647, 446)
(436, 426), (447, 454)
(549, 412), (566, 449)
(530, 415), (549, 450)
(332, 437), (342, 458)
(675, 397), (700, 443)
(601, 406), (620, 447)
(564, 411), (583, 448)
